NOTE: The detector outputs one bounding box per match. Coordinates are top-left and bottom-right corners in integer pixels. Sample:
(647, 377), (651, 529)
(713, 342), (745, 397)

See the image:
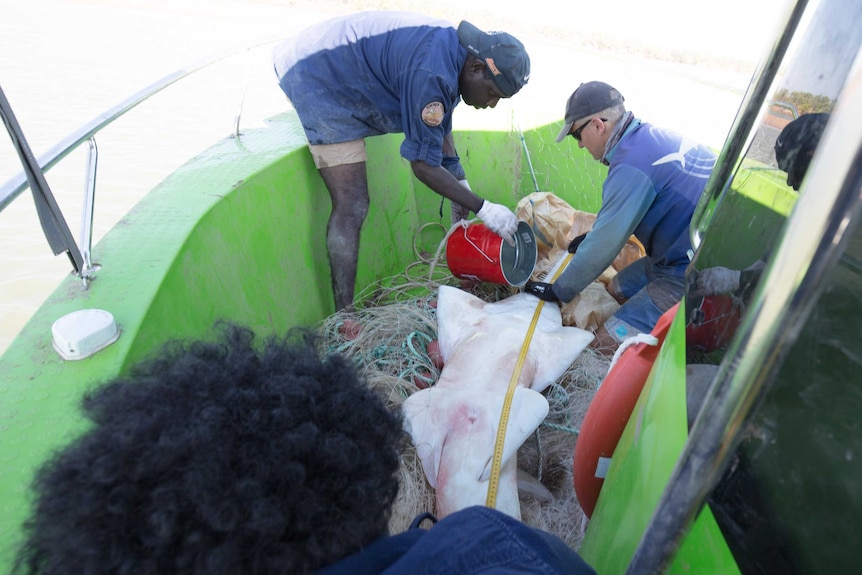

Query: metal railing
(0, 84), (85, 275)
(688, 0), (808, 253)
(625, 40), (862, 575)
(0, 36), (282, 287)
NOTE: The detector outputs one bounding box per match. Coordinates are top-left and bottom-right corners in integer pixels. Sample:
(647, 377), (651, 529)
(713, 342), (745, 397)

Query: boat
(2, 0), (861, 572)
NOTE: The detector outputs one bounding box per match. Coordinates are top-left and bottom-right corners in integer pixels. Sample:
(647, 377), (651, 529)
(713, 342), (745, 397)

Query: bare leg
(318, 162), (369, 311)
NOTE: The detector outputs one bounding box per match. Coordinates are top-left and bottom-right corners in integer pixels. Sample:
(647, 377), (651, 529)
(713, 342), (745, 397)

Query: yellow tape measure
(485, 252), (573, 509)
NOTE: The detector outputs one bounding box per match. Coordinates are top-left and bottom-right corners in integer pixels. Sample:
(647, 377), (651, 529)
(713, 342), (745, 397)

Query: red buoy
(572, 304), (678, 518)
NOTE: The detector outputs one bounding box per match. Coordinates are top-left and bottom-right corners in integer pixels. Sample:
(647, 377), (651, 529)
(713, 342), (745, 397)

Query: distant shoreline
(0, 0), (772, 356)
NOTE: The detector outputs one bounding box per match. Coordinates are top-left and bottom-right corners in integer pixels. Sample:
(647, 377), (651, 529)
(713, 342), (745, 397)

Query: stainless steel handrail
(688, 0), (809, 252)
(79, 136), (99, 285)
(1, 36), (284, 287)
(624, 46), (862, 575)
(0, 37), (281, 213)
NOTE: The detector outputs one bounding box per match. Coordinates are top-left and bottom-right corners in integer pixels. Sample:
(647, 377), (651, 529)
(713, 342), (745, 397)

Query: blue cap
(457, 21), (530, 98)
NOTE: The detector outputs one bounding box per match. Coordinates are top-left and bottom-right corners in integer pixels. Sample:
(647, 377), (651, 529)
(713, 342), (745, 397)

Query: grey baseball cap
(457, 21), (530, 98)
(555, 81), (625, 142)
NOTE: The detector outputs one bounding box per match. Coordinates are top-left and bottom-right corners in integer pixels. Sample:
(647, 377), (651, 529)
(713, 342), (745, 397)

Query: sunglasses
(571, 117), (607, 141)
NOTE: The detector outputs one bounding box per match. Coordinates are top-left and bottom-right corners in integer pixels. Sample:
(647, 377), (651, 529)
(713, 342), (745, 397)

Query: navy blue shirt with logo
(552, 119), (716, 303)
(315, 506), (597, 575)
(273, 11), (465, 168)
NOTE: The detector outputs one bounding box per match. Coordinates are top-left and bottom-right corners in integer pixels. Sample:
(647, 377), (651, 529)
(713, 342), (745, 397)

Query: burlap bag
(515, 192), (646, 330)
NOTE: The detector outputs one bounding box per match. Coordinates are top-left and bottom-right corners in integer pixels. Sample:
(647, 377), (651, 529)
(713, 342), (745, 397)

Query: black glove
(524, 281), (559, 302)
(567, 233), (587, 253)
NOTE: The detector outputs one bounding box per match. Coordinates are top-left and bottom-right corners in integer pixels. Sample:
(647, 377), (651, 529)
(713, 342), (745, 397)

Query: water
(0, 0), (781, 356)
(0, 0), (341, 355)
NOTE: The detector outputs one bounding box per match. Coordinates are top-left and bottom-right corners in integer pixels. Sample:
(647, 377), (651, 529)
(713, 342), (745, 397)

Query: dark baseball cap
(774, 113), (829, 172)
(457, 21), (530, 98)
(555, 81), (625, 142)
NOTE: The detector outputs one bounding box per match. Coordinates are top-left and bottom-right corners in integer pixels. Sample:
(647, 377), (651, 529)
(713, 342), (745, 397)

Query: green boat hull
(1, 112), (623, 569)
(3, 40), (859, 570)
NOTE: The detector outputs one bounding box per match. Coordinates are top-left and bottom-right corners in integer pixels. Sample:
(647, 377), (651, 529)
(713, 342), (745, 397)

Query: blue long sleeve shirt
(273, 11), (465, 168)
(552, 119), (716, 303)
(315, 506), (596, 574)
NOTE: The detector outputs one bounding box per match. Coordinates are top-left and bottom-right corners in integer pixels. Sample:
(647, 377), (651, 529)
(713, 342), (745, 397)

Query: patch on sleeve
(421, 102), (445, 127)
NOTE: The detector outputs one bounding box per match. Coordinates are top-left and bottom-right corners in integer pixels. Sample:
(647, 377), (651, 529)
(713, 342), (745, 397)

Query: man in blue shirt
(526, 81), (716, 354)
(273, 12), (530, 310)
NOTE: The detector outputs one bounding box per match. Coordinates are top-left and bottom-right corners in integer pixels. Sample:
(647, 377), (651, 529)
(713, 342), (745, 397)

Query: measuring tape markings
(485, 252), (574, 508)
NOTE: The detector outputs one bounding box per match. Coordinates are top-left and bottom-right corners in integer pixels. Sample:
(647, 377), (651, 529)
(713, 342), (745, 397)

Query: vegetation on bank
(773, 88), (836, 115)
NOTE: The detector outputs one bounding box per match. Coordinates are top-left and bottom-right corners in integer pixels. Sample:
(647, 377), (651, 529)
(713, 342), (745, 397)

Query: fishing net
(317, 255), (610, 551)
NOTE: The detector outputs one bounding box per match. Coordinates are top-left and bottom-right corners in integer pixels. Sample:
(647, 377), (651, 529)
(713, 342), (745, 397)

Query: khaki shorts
(307, 139), (367, 169)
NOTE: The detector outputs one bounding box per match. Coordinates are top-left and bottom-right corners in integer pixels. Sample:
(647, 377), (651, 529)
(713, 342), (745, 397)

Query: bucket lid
(500, 221), (537, 286)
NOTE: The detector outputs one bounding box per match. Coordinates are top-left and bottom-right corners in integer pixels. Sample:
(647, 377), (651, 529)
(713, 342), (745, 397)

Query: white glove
(477, 200), (518, 245)
(692, 266), (741, 298)
(451, 180), (471, 224)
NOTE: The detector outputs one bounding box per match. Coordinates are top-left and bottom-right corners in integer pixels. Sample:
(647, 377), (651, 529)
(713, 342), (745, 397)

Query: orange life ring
(572, 295), (742, 517)
(572, 303), (678, 518)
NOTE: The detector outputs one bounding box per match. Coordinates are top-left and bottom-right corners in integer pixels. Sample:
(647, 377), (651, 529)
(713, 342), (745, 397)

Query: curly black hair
(15, 324), (405, 575)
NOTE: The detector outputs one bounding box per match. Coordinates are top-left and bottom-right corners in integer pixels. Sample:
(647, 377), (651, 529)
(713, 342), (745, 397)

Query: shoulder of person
(381, 507), (597, 574)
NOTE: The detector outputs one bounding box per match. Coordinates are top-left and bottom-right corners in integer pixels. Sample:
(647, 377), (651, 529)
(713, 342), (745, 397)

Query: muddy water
(0, 0), (763, 356)
(0, 0), (339, 355)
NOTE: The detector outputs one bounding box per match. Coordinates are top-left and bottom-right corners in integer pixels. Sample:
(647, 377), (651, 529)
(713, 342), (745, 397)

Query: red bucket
(445, 221), (537, 286)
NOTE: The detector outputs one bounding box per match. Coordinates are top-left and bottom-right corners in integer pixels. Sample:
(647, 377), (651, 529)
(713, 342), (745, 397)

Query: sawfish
(402, 285), (594, 519)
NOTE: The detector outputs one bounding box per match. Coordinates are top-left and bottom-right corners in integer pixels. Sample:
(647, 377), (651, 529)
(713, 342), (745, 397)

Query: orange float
(572, 303), (678, 518)
(572, 294), (743, 517)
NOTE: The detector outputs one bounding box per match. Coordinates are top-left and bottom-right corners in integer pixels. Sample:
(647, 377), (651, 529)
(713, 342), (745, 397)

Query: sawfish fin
(478, 387), (549, 482)
(436, 285), (487, 361)
(437, 288), (595, 391)
(403, 386), (549, 488)
(528, 322), (595, 391)
(402, 387), (445, 489)
(517, 468), (555, 502)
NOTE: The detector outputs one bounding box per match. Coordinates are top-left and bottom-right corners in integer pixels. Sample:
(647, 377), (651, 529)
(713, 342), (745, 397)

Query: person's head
(555, 81), (626, 160)
(15, 323), (405, 575)
(457, 21), (530, 109)
(774, 112), (830, 191)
